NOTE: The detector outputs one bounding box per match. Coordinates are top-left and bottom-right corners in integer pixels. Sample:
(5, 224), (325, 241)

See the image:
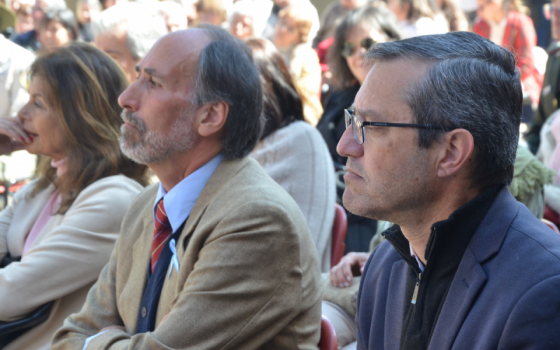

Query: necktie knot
(155, 199), (171, 231)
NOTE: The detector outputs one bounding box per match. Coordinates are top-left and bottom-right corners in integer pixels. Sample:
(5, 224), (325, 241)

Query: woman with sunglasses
(318, 4), (404, 167)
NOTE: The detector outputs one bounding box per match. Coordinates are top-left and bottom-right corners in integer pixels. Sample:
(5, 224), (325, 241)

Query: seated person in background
(0, 34), (34, 119)
(157, 1), (188, 32)
(76, 0), (99, 42)
(92, 2), (169, 83)
(525, 0), (560, 154)
(508, 145), (554, 219)
(435, 0), (469, 31)
(228, 0), (274, 39)
(388, 0), (449, 37)
(52, 26), (322, 349)
(319, 4), (404, 167)
(313, 0), (366, 47)
(195, 0), (227, 26)
(0, 42), (148, 350)
(474, 0), (543, 105)
(273, 3), (323, 125)
(12, 0), (66, 52)
(318, 5), (404, 253)
(37, 8), (77, 54)
(246, 37), (335, 273)
(342, 32), (560, 349)
(14, 3), (34, 35)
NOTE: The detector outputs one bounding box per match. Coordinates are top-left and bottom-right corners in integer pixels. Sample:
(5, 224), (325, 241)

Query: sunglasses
(342, 38), (376, 58)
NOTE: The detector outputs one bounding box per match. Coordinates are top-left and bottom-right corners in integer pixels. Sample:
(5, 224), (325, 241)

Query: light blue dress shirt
(153, 153), (223, 233)
(83, 153), (223, 350)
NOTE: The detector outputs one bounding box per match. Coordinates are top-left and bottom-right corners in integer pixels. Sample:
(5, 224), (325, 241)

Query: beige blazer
(53, 157), (322, 349)
(0, 175), (143, 350)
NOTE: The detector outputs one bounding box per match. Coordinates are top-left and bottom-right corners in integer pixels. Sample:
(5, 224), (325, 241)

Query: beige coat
(0, 175), (143, 350)
(52, 157), (322, 349)
(250, 121), (335, 272)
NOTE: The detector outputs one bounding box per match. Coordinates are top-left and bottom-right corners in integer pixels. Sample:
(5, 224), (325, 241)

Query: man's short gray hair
(193, 24), (264, 159)
(92, 2), (169, 60)
(365, 31), (522, 189)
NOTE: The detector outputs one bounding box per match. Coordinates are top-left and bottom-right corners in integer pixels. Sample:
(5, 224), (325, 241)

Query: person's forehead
(139, 31), (210, 84)
(355, 59), (428, 121)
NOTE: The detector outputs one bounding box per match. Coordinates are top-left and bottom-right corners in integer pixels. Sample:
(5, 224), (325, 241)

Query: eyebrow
(355, 108), (386, 122)
(135, 66), (164, 79)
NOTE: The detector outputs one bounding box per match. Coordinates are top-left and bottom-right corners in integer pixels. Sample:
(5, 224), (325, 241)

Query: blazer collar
(176, 157), (252, 251)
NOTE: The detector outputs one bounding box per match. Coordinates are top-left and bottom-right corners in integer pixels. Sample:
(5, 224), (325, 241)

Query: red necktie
(152, 199), (172, 274)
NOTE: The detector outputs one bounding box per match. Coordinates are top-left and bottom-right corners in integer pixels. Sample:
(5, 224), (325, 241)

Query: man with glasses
(338, 31), (560, 349)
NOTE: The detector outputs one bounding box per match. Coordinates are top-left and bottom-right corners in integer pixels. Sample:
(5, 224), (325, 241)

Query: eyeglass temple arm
(362, 121), (451, 131)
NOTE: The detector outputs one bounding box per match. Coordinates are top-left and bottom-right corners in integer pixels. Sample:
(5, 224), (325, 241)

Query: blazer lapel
(429, 188), (518, 349)
(384, 260), (409, 350)
(177, 157), (252, 251)
(428, 249), (487, 350)
(7, 183), (56, 256)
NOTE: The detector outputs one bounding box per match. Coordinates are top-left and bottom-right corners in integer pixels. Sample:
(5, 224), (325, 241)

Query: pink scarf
(21, 158), (67, 256)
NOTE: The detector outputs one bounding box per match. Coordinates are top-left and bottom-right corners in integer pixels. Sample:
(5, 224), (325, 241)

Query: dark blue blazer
(356, 188), (560, 350)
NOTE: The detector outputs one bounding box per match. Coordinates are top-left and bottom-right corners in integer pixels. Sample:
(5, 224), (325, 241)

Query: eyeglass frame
(344, 109), (452, 145)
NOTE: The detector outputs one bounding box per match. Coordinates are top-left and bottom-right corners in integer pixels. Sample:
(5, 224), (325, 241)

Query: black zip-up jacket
(383, 185), (502, 350)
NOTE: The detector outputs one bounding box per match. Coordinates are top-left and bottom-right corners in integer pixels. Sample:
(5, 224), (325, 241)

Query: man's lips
(123, 122), (138, 130)
(345, 166), (363, 180)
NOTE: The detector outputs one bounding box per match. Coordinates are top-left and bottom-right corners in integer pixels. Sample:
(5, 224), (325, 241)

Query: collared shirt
(409, 243), (425, 272)
(153, 153), (223, 233)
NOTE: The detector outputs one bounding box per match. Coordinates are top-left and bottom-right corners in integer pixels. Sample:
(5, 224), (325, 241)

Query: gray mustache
(120, 110), (146, 133)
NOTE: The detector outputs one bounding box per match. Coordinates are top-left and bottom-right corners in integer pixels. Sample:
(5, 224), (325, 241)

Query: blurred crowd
(2, 0), (560, 348)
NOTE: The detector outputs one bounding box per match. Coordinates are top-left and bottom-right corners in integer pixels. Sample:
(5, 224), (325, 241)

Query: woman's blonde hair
(279, 4), (314, 44)
(29, 42), (149, 214)
(504, 0), (529, 14)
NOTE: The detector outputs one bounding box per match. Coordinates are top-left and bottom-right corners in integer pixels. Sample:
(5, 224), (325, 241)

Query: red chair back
(542, 218), (560, 234)
(319, 315), (338, 350)
(331, 203), (348, 267)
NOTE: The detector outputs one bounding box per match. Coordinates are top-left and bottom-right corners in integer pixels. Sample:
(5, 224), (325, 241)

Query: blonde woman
(273, 3), (323, 125)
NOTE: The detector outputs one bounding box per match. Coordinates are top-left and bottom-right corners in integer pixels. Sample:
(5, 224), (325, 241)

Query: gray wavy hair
(91, 2), (169, 60)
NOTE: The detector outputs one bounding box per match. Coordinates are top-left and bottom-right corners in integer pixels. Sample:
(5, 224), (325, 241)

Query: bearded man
(52, 26), (322, 350)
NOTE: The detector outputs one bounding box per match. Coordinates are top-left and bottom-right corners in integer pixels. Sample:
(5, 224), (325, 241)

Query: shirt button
(141, 306), (147, 318)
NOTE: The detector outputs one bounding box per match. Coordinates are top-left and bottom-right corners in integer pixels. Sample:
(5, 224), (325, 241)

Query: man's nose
(118, 81), (139, 111)
(337, 124), (364, 158)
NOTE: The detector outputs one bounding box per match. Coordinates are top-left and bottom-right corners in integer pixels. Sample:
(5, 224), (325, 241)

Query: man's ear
(197, 102), (229, 137)
(436, 129), (475, 178)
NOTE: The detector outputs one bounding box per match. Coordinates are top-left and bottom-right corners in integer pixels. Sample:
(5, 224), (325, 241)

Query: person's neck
(492, 8), (506, 23)
(149, 142), (221, 192)
(397, 185), (481, 264)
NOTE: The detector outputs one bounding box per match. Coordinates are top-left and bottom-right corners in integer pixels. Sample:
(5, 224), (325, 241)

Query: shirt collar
(153, 154), (223, 233)
(409, 243), (425, 272)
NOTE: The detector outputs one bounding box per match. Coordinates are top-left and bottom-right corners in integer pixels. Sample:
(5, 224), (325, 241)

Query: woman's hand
(0, 117), (31, 155)
(329, 252), (370, 288)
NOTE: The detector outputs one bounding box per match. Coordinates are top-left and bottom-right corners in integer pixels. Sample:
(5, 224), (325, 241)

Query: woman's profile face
(39, 19), (72, 53)
(344, 24), (386, 85)
(17, 75), (67, 160)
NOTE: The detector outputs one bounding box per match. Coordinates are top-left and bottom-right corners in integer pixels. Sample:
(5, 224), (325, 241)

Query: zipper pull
(411, 272), (422, 304)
